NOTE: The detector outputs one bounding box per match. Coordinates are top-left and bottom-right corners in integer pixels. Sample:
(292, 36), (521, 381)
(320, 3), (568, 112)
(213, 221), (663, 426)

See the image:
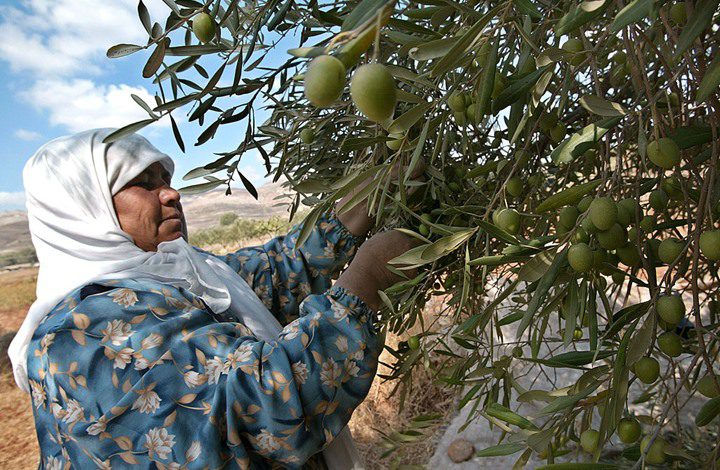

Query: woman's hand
(389, 156), (426, 181)
(335, 157), (427, 238)
(335, 230), (423, 312)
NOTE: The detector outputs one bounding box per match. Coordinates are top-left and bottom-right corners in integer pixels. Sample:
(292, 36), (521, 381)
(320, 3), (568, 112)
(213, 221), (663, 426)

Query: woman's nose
(159, 185), (181, 206)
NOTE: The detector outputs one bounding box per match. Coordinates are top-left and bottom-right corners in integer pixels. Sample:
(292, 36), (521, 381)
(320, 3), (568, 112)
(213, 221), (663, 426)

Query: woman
(8, 128), (421, 469)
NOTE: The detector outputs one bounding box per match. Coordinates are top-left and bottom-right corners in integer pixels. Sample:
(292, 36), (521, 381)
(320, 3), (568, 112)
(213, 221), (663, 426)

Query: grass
(0, 267), (41, 468)
(188, 212), (309, 249)
(348, 294), (457, 468)
(0, 268), (37, 314)
(0, 247), (37, 269)
(0, 372), (39, 469)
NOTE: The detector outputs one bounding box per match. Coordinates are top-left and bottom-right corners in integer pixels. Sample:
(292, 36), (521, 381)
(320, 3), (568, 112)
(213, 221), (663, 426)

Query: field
(0, 267), (40, 469)
(0, 224), (455, 468)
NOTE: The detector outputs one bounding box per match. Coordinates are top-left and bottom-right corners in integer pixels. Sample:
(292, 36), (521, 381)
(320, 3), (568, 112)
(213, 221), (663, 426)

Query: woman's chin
(160, 231), (185, 243)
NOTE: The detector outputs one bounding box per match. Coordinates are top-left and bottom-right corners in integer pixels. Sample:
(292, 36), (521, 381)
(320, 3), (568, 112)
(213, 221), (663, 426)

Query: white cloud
(14, 129), (42, 141)
(242, 153), (269, 176)
(1, 1), (175, 134)
(240, 166), (264, 182)
(21, 79), (169, 133)
(0, 191), (26, 210)
(0, 0), (169, 77)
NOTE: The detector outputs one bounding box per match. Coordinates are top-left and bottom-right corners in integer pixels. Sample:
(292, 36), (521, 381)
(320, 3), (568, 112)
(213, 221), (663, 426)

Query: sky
(0, 0), (300, 211)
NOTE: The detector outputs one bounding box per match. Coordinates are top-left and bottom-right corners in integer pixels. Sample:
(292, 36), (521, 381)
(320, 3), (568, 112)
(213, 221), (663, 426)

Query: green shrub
(0, 247), (38, 268)
(189, 212), (309, 248)
(219, 212), (239, 226)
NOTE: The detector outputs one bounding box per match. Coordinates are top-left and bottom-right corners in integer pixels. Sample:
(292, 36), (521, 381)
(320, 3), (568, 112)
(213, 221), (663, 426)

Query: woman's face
(112, 162), (188, 252)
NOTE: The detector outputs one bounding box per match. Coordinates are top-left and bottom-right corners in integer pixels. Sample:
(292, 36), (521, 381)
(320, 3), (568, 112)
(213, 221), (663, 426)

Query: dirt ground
(0, 266), (455, 469)
(0, 267), (40, 469)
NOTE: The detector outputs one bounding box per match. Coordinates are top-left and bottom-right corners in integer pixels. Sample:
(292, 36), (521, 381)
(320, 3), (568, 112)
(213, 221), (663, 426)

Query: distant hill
(0, 211), (33, 256)
(181, 178), (295, 233)
(0, 179), (296, 259)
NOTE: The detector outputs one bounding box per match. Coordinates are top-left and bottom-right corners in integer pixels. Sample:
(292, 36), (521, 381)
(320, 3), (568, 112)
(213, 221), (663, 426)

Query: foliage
(219, 211), (240, 226)
(111, 0), (720, 467)
(0, 248), (38, 269)
(188, 213), (301, 247)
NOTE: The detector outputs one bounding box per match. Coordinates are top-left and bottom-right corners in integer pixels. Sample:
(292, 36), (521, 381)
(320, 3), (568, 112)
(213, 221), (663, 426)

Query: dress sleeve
(25, 281), (382, 469)
(201, 206), (366, 326)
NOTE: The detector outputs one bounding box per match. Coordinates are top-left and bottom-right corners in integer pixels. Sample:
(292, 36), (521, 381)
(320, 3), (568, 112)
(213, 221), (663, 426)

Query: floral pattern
(203, 207), (367, 327)
(26, 208), (380, 469)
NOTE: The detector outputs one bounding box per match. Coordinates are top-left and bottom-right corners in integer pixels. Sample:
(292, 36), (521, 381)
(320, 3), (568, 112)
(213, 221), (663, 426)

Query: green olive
(647, 138), (681, 169)
(640, 435), (666, 465)
(589, 197), (618, 231)
(700, 230), (720, 260)
(617, 417), (641, 444)
(192, 12), (216, 44)
(580, 429), (600, 453)
(568, 243), (593, 273)
(635, 357), (660, 384)
(299, 127), (315, 144)
(561, 38), (586, 66)
(495, 208), (521, 234)
(658, 332), (683, 357)
(304, 56), (347, 108)
(658, 238), (683, 264)
(669, 2), (687, 23)
(698, 374), (720, 398)
(350, 63), (397, 122)
(657, 294), (685, 326)
(597, 223), (627, 250)
(506, 177), (523, 198)
(448, 91), (466, 112)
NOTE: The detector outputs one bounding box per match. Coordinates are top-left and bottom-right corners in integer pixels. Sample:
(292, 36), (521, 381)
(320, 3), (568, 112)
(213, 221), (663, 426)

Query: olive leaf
(674, 0), (720, 57)
(696, 55), (720, 102)
(430, 4), (503, 78)
(408, 37), (457, 61)
(102, 119), (157, 144)
(107, 44), (143, 58)
(609, 0), (657, 33)
(420, 228), (476, 261)
(625, 315), (655, 366)
(177, 179), (224, 195)
(485, 403), (538, 430)
(341, 0), (390, 31)
(492, 65), (552, 113)
(579, 95), (627, 117)
(696, 397), (720, 427)
(476, 34), (499, 116)
(475, 442), (527, 457)
(517, 249), (568, 337)
(555, 0), (610, 35)
(142, 38), (168, 78)
(550, 117), (622, 165)
(137, 0), (153, 35)
(513, 0), (542, 19)
(535, 180), (602, 212)
(131, 94), (159, 119)
(387, 101), (434, 133)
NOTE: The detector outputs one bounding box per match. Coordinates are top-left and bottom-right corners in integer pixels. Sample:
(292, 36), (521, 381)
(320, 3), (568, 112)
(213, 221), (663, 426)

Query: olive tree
(108, 0), (720, 466)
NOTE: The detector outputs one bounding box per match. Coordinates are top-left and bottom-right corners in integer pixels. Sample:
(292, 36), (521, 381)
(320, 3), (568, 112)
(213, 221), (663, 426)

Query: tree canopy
(109, 0), (720, 466)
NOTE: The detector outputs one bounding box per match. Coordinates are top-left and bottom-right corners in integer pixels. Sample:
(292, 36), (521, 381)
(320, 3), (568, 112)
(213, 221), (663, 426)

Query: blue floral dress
(25, 208), (382, 469)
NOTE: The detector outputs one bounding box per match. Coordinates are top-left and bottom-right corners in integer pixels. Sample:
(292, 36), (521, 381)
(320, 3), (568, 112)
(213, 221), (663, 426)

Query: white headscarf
(8, 128), (364, 469)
